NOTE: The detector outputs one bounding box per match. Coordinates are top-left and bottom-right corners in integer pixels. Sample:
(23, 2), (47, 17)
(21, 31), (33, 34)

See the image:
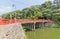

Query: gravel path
(0, 23), (25, 39)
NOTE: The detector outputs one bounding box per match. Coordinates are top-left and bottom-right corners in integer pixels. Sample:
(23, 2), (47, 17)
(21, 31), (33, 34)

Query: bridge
(0, 18), (53, 30)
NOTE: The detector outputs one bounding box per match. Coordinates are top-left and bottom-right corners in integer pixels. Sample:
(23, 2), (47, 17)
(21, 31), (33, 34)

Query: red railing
(0, 19), (53, 25)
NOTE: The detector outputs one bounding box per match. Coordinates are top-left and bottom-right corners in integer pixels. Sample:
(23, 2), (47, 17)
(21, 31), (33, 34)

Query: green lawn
(25, 28), (60, 39)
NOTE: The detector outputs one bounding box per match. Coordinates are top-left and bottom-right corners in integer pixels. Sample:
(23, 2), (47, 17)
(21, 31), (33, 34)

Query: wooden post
(33, 22), (36, 31)
(39, 22), (40, 28)
(31, 23), (33, 31)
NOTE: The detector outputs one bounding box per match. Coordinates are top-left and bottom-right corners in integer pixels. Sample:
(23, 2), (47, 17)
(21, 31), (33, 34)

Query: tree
(54, 0), (60, 6)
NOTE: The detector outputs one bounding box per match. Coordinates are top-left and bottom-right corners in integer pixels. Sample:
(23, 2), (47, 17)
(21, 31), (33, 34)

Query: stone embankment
(0, 23), (25, 39)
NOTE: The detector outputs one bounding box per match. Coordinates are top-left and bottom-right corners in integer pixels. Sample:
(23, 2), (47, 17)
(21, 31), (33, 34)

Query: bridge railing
(0, 19), (53, 25)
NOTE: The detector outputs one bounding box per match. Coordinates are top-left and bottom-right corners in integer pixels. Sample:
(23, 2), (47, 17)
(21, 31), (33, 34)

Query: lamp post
(12, 2), (17, 23)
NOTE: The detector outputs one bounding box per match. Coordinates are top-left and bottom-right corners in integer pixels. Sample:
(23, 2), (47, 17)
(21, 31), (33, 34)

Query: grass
(25, 28), (60, 39)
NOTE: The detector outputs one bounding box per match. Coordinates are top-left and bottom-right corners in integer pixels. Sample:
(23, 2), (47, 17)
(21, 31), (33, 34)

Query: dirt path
(0, 23), (25, 39)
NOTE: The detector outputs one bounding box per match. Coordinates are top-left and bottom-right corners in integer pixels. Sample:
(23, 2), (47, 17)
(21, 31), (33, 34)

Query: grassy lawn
(25, 28), (60, 39)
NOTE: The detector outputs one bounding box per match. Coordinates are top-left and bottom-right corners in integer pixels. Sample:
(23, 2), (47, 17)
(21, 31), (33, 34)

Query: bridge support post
(33, 22), (36, 31)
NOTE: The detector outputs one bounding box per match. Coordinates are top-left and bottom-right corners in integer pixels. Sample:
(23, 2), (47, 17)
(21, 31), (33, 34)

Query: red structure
(0, 18), (52, 25)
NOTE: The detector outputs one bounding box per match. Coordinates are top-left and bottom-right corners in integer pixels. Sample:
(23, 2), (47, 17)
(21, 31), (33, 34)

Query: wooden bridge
(0, 18), (53, 30)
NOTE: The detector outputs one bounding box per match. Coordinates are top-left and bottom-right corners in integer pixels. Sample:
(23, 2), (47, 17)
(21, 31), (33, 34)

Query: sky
(0, 0), (53, 15)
